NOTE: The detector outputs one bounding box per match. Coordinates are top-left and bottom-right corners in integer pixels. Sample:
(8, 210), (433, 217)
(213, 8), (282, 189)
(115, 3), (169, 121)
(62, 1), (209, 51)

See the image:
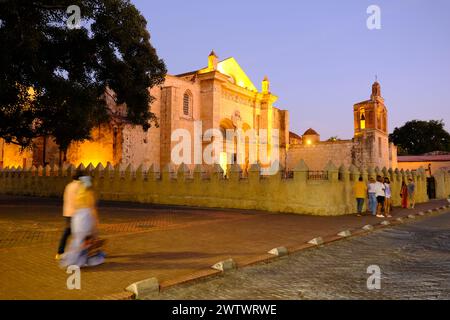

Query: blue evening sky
(133, 0), (450, 139)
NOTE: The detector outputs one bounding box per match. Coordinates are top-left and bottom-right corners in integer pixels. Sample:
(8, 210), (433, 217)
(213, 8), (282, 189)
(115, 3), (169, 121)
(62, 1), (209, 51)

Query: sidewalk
(0, 195), (448, 299)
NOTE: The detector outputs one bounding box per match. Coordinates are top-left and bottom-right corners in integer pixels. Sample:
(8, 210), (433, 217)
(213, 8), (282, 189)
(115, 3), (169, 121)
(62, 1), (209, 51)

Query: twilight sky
(133, 0), (450, 139)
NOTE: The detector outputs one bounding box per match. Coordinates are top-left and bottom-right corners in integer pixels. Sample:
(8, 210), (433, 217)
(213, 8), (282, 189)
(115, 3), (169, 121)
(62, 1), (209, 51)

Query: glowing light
(219, 152), (228, 175)
(68, 140), (112, 167)
(200, 57), (258, 92)
(1, 142), (32, 168)
(360, 110), (366, 130)
(306, 140), (312, 145)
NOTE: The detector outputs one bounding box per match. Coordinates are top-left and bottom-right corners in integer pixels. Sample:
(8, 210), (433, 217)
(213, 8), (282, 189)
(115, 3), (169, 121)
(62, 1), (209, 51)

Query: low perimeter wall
(0, 160), (440, 216)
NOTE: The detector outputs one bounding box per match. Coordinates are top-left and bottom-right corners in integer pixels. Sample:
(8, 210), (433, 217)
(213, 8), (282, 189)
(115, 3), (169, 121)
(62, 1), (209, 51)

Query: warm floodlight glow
(200, 57), (258, 92)
(219, 152), (228, 175)
(68, 140), (112, 167)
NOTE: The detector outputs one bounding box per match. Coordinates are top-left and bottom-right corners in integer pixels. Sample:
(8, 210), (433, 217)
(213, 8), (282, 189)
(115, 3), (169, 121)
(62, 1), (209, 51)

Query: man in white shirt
(374, 175), (386, 218)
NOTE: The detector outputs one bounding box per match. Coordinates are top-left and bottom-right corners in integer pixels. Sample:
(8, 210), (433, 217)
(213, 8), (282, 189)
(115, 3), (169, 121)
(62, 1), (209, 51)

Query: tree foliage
(327, 136), (340, 142)
(389, 120), (450, 155)
(0, 0), (166, 153)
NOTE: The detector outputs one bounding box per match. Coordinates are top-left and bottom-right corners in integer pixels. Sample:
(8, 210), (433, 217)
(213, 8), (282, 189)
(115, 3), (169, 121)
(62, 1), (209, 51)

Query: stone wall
(434, 168), (450, 199)
(66, 125), (116, 166)
(0, 160), (434, 216)
(398, 161), (450, 175)
(287, 141), (354, 171)
(352, 130), (390, 169)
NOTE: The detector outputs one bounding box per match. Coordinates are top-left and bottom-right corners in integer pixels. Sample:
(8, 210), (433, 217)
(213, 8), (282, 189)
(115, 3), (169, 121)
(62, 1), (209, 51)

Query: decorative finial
(262, 75), (270, 93)
(208, 50), (218, 71)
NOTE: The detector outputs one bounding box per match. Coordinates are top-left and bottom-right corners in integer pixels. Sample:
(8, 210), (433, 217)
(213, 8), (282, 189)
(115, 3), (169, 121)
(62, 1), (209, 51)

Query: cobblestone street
(153, 210), (450, 300)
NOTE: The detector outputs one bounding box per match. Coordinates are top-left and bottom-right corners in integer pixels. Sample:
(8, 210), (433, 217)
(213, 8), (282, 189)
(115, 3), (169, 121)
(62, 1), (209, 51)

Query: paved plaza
(0, 195), (448, 299)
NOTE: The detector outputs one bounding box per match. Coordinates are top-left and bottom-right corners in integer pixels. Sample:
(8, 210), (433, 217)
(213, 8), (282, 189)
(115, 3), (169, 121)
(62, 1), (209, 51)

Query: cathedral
(0, 52), (396, 173)
(0, 51), (289, 172)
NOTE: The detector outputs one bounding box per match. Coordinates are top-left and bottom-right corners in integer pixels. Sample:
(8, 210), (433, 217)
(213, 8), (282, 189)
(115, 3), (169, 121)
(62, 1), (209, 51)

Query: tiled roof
(303, 128), (319, 136)
(289, 131), (302, 140)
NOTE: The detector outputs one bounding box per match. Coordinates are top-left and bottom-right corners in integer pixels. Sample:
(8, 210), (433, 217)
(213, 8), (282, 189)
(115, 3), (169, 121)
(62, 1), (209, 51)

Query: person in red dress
(400, 180), (408, 209)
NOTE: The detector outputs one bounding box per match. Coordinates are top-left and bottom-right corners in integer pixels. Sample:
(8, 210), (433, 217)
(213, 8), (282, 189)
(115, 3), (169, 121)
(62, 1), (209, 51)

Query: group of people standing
(56, 171), (105, 268)
(353, 175), (416, 217)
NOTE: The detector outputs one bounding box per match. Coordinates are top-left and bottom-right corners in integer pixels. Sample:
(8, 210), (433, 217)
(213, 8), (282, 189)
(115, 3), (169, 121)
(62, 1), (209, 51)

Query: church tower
(352, 81), (390, 169)
(354, 81), (387, 136)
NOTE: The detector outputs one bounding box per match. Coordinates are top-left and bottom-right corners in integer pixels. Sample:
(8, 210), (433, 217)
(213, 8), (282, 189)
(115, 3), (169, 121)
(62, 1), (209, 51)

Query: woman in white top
(384, 177), (392, 218)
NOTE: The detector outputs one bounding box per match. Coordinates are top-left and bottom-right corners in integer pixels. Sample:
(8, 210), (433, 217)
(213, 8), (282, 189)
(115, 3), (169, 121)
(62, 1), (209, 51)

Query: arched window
(183, 90), (192, 117)
(360, 109), (366, 130)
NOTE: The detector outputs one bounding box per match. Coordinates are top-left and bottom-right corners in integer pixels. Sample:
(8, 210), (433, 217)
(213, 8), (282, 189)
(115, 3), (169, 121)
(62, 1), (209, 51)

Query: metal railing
(308, 171), (329, 180)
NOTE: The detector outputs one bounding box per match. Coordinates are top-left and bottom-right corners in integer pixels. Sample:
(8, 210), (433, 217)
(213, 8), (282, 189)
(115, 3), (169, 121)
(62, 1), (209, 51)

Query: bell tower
(354, 81), (388, 137)
(352, 81), (390, 169)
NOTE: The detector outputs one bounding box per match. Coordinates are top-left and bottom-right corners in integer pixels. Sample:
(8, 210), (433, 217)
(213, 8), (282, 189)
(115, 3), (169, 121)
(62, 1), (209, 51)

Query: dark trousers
(57, 217), (72, 254)
(356, 198), (365, 214)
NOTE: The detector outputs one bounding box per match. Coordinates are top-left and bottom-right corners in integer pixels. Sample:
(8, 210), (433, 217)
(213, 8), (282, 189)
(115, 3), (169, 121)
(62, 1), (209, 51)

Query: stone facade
(287, 140), (355, 171)
(63, 52), (289, 172)
(0, 52), (289, 172)
(0, 60), (397, 180)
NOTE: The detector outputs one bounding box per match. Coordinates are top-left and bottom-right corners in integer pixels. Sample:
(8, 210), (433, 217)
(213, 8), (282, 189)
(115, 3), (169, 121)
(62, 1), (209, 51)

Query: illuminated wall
(0, 139), (33, 168)
(66, 125), (114, 167)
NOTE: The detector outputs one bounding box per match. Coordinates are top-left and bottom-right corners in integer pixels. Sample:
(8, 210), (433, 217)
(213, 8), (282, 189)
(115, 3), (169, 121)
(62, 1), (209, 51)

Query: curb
(268, 246), (288, 257)
(110, 203), (450, 300)
(211, 258), (236, 272)
(307, 237), (324, 245)
(337, 230), (352, 237)
(125, 277), (159, 300)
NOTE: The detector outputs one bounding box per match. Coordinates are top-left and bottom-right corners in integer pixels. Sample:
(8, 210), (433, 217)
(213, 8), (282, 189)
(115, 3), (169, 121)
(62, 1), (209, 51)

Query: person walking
(55, 170), (84, 260)
(384, 177), (392, 217)
(374, 175), (386, 218)
(60, 175), (105, 268)
(400, 180), (408, 208)
(407, 178), (416, 209)
(353, 176), (367, 216)
(367, 177), (377, 216)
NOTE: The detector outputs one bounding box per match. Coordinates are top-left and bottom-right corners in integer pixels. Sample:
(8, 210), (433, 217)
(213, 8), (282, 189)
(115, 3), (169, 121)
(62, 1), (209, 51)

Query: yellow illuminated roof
(199, 57), (258, 92)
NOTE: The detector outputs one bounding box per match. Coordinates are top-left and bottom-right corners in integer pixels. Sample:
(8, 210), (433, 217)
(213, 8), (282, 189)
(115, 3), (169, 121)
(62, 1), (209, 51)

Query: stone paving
(152, 211), (450, 300)
(0, 195), (448, 299)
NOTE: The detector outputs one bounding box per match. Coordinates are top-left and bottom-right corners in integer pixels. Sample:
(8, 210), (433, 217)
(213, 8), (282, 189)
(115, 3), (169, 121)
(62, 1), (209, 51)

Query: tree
(327, 136), (340, 142)
(389, 120), (450, 155)
(0, 0), (166, 160)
